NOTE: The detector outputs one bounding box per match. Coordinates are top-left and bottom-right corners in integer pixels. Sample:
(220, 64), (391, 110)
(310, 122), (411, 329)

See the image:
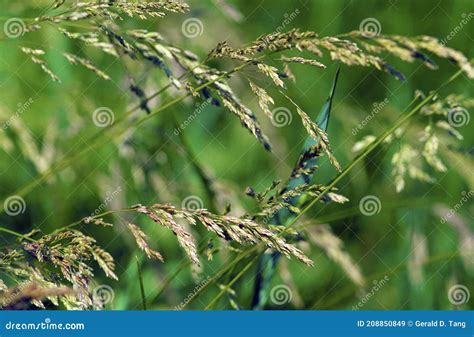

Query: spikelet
(251, 180), (348, 221)
(64, 53), (111, 80)
(13, 230), (118, 308)
(128, 223), (164, 261)
(40, 1), (190, 23)
(0, 238), (115, 310)
(392, 144), (434, 192)
(257, 63), (285, 88)
(91, 246), (118, 280)
(247, 179), (281, 204)
(220, 95), (272, 151)
(407, 230), (428, 286)
(211, 29), (472, 80)
(249, 81), (274, 119)
(354, 32), (474, 78)
(352, 135), (376, 153)
(353, 93), (471, 192)
(134, 205), (200, 265)
(280, 56), (326, 68)
(21, 47), (60, 82)
(283, 63), (296, 82)
(58, 28), (119, 57)
(52, 0), (66, 9)
(132, 203), (313, 266)
(114, 1), (190, 18)
(308, 225), (365, 288)
(20, 3), (472, 157)
(409, 36), (473, 78)
(83, 216), (114, 227)
(283, 93), (341, 171)
(421, 126), (447, 172)
(289, 144), (323, 180)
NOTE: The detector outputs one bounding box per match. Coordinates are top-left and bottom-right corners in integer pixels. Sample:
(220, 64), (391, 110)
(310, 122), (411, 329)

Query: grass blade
(136, 256), (147, 311)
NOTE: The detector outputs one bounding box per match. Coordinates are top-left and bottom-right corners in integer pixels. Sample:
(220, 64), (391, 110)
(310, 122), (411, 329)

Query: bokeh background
(0, 0), (472, 310)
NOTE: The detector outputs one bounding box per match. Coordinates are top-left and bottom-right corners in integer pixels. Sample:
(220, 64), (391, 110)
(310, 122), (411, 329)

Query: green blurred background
(0, 0), (472, 310)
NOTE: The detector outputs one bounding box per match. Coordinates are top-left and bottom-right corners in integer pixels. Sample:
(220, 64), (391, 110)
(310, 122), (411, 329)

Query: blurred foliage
(0, 0), (472, 310)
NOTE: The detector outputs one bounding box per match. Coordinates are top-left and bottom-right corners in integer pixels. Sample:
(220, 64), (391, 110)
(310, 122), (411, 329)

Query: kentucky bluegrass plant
(0, 1), (472, 310)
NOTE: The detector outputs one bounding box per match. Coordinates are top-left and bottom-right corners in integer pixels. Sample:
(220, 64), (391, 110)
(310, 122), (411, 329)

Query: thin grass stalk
(136, 256), (147, 310)
(0, 227), (36, 242)
(205, 256), (258, 310)
(180, 246), (261, 309)
(207, 258), (239, 310)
